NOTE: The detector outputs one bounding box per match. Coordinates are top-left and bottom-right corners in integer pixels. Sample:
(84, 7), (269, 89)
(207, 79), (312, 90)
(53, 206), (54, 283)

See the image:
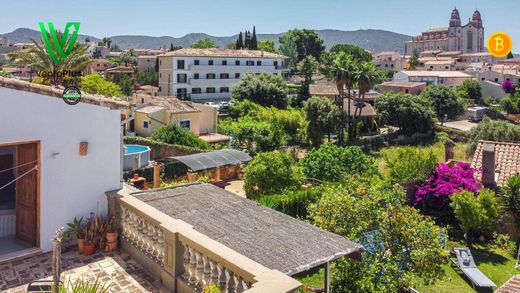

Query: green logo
(39, 22), (81, 65)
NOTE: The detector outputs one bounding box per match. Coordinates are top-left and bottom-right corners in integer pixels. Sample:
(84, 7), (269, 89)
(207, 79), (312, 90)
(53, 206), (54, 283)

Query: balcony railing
(107, 189), (300, 293)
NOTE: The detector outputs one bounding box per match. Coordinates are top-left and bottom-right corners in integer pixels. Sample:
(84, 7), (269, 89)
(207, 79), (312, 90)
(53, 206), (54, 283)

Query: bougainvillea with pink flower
(414, 162), (481, 211)
(502, 80), (516, 94)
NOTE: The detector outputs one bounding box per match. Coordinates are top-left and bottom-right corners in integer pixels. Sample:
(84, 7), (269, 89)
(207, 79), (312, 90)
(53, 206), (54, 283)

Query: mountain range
(0, 28), (411, 54)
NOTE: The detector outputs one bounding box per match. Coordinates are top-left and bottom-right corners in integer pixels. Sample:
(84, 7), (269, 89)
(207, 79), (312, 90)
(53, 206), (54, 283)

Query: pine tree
(251, 26), (258, 50)
(236, 32), (244, 49)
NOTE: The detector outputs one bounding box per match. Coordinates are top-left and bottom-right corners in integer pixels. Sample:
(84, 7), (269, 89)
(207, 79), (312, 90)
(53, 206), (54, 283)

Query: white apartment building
(158, 48), (287, 102)
(393, 70), (471, 86)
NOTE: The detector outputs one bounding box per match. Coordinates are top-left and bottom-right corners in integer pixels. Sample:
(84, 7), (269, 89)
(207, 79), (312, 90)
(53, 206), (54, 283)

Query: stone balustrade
(119, 204), (165, 265)
(180, 242), (251, 292)
(107, 188), (301, 293)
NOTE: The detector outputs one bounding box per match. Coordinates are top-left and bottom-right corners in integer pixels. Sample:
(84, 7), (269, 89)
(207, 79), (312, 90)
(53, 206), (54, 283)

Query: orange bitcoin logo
(487, 32), (513, 58)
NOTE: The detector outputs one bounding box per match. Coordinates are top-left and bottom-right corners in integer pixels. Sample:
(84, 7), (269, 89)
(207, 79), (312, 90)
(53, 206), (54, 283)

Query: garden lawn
(412, 242), (519, 293)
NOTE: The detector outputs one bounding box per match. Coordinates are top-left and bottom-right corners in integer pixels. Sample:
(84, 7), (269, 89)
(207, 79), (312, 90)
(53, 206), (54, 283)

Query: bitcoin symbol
(488, 32), (513, 58)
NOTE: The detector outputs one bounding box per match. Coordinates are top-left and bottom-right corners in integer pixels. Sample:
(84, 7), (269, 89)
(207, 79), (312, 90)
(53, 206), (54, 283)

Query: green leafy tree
(450, 189), (499, 237)
(192, 38), (218, 49)
(136, 68), (158, 86)
(382, 146), (438, 185)
(499, 92), (520, 114)
(468, 118), (520, 151)
(507, 51), (514, 59)
(232, 73), (288, 108)
(297, 55), (317, 104)
(79, 73), (122, 97)
(457, 80), (482, 103)
(119, 49), (137, 66)
(375, 93), (435, 134)
(278, 36), (298, 69)
(244, 152), (304, 199)
(409, 51), (420, 70)
(309, 177), (446, 292)
(279, 29), (325, 62)
(300, 143), (378, 182)
(110, 43), (122, 52)
(304, 97), (341, 145)
(218, 118), (288, 153)
(330, 44), (373, 62)
(421, 85), (465, 125)
(8, 34), (92, 85)
(150, 124), (210, 150)
(257, 39), (278, 53)
(106, 73), (133, 96)
(501, 175), (520, 230)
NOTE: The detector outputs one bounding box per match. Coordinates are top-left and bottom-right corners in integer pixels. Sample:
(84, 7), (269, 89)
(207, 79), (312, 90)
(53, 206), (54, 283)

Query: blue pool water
(125, 145), (150, 154)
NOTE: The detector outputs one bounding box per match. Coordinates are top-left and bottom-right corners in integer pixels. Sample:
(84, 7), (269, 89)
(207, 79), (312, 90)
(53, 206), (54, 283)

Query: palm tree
(8, 32), (92, 85)
(353, 62), (383, 120)
(321, 52), (358, 144)
(502, 175), (520, 230)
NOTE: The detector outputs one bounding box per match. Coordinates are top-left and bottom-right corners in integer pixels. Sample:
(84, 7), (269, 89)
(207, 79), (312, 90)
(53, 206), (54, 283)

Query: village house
(379, 81), (427, 95)
(0, 77), (125, 257)
(133, 96), (218, 137)
(393, 70), (471, 86)
(373, 51), (404, 71)
(157, 48), (287, 102)
(137, 55), (158, 72)
(85, 58), (111, 74)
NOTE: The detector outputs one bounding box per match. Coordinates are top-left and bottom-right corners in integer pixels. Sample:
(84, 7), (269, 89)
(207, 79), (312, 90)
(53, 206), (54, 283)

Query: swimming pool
(123, 144), (151, 171)
(125, 144), (150, 154)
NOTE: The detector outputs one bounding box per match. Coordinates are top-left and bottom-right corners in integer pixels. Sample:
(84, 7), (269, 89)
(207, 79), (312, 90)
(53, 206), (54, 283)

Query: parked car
(204, 102), (220, 109)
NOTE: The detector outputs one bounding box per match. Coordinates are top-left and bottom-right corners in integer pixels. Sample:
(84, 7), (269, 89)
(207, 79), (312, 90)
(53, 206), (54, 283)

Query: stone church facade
(405, 8), (484, 55)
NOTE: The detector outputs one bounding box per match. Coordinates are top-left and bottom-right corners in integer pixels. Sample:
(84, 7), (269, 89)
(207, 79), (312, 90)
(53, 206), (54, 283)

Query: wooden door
(15, 143), (38, 246)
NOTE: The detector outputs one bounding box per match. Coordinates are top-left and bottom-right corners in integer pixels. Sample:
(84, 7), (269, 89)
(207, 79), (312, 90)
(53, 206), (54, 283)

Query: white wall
(0, 87), (122, 252)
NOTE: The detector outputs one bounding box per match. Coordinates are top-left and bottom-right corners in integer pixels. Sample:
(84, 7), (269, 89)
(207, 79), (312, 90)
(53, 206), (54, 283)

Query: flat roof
(134, 183), (363, 275)
(380, 81), (427, 88)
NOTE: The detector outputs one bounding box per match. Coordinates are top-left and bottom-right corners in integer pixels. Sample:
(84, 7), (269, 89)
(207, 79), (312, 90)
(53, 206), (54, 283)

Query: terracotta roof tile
(472, 140), (520, 186)
(495, 275), (520, 293)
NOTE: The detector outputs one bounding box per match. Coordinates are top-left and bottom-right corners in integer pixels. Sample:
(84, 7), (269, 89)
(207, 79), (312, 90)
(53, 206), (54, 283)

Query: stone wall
(124, 136), (204, 160)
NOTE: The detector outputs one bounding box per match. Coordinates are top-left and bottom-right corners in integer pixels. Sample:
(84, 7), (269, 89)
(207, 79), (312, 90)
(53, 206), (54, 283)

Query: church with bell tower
(405, 8), (485, 55)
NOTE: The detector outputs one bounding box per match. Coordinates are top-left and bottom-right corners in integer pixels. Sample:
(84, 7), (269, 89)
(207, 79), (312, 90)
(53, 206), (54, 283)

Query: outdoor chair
(26, 280), (62, 293)
(450, 247), (496, 289)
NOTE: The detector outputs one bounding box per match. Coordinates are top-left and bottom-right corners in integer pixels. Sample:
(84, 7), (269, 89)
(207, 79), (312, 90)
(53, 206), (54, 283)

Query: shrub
(257, 188), (321, 220)
(468, 118), (520, 152)
(499, 93), (520, 114)
(414, 162), (481, 218)
(300, 143), (378, 182)
(450, 189), (499, 237)
(150, 124), (210, 150)
(382, 146), (438, 185)
(421, 85), (465, 123)
(244, 152), (304, 199)
(79, 73), (122, 97)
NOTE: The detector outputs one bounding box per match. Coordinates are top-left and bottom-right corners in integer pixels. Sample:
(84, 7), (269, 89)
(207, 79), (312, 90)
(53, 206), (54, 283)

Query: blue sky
(0, 0), (518, 52)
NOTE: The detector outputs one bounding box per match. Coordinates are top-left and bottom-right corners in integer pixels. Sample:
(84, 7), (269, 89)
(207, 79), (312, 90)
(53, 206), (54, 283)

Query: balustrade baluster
(227, 271), (236, 293)
(196, 252), (204, 288)
(157, 229), (165, 263)
(210, 260), (219, 286)
(146, 224), (155, 254)
(182, 244), (191, 280)
(203, 255), (211, 286)
(141, 221), (149, 251)
(218, 265), (228, 292)
(189, 247), (198, 284)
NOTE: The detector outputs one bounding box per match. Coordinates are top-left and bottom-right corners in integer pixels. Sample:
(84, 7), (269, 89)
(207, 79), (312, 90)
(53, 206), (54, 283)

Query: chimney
(481, 143), (496, 187)
(444, 140), (455, 162)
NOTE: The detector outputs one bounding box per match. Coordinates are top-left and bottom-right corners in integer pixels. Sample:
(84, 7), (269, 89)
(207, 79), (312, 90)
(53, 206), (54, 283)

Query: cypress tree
(251, 26), (258, 50)
(170, 43), (174, 51)
(245, 31), (251, 49)
(236, 32), (244, 49)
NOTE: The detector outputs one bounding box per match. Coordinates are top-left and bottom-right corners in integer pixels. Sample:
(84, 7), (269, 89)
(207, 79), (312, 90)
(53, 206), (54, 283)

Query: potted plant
(91, 215), (108, 250)
(105, 216), (118, 252)
(63, 217), (84, 253)
(83, 224), (96, 256)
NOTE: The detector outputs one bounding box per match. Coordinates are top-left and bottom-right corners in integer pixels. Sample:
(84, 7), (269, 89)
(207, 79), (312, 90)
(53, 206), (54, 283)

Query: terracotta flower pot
(77, 238), (85, 253)
(106, 232), (118, 242)
(83, 243), (95, 256)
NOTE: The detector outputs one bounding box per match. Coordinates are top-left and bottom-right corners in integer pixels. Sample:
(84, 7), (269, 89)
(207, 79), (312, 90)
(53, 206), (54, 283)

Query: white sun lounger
(450, 247), (496, 289)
